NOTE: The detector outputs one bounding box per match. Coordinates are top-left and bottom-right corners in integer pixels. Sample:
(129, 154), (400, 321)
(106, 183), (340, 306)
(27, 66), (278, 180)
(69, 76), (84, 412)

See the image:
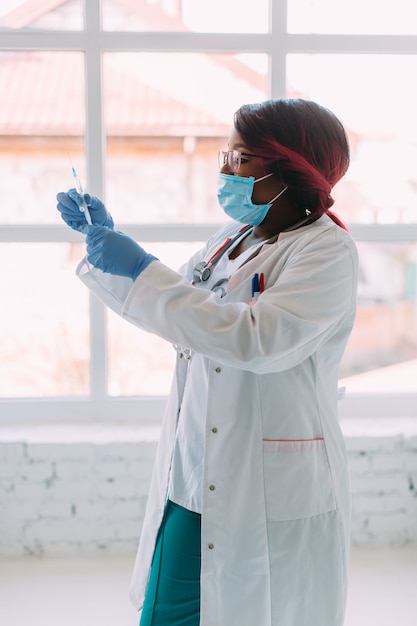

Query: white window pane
(107, 242), (202, 396)
(107, 318), (176, 397)
(106, 138), (222, 224)
(288, 0), (417, 34)
(0, 0), (83, 30)
(101, 0), (269, 33)
(287, 55), (417, 224)
(103, 52), (268, 224)
(340, 242), (417, 393)
(0, 243), (89, 398)
(0, 51), (86, 225)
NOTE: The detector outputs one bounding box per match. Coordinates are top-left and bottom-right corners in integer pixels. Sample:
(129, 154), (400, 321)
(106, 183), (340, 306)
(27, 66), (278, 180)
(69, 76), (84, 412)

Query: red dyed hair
(234, 99), (350, 229)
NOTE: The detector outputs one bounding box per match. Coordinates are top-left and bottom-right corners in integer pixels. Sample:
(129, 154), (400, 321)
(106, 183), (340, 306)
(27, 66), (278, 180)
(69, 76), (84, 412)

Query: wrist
(132, 254), (157, 281)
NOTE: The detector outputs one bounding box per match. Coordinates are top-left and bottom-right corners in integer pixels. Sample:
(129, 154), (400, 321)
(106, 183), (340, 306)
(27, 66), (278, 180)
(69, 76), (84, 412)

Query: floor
(1, 548), (416, 626)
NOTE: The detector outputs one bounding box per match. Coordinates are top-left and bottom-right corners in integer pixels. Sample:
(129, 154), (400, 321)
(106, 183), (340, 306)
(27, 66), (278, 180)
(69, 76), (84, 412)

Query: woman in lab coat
(57, 98), (358, 626)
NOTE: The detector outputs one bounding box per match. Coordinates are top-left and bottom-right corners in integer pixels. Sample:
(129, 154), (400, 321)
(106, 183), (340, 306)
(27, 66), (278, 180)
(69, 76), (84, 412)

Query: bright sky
(287, 0), (417, 35)
(0, 0), (21, 16)
(1, 0), (416, 35)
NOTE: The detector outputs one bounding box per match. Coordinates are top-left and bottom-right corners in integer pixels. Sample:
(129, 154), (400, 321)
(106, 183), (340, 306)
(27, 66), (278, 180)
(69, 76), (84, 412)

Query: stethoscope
(192, 224), (253, 283)
(175, 224), (253, 359)
(180, 223), (270, 358)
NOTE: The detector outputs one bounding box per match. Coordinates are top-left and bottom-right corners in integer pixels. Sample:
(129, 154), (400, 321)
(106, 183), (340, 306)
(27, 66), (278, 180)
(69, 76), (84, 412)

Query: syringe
(71, 166), (93, 225)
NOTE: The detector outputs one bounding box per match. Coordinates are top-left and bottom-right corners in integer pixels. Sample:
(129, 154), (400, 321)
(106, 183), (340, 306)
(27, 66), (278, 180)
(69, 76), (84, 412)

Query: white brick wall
(344, 419), (417, 547)
(0, 426), (158, 557)
(0, 420), (416, 557)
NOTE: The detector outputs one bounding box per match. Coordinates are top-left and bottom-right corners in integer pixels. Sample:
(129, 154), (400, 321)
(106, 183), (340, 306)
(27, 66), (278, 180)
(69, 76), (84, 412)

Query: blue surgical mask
(217, 172), (288, 226)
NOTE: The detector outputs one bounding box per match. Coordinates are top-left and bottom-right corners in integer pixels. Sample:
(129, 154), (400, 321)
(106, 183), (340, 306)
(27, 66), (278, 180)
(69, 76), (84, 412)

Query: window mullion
(89, 292), (108, 405)
(83, 0), (105, 199)
(83, 0), (107, 404)
(269, 0), (287, 99)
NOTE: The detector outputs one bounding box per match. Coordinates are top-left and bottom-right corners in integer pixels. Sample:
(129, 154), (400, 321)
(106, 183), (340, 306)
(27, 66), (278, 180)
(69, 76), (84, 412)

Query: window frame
(1, 0), (416, 421)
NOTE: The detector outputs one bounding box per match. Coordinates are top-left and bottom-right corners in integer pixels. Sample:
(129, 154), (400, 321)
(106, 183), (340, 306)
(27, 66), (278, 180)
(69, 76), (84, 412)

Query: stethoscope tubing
(192, 224), (253, 283)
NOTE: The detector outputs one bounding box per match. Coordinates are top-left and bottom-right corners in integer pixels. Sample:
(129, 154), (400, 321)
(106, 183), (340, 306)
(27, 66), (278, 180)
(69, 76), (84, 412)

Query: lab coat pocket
(262, 439), (336, 521)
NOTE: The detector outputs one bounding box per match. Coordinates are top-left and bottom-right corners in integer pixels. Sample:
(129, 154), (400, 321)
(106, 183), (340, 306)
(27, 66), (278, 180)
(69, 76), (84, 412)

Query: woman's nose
(220, 161), (233, 175)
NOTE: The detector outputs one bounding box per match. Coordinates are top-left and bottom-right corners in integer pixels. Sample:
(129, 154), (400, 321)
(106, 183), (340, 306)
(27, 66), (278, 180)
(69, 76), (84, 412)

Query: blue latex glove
(56, 189), (114, 233)
(86, 226), (157, 280)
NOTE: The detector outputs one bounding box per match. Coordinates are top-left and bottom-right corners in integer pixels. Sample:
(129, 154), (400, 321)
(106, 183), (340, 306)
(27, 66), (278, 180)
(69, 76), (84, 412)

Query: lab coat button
(208, 543), (214, 549)
(211, 427), (218, 433)
(215, 367), (221, 373)
(209, 484), (215, 491)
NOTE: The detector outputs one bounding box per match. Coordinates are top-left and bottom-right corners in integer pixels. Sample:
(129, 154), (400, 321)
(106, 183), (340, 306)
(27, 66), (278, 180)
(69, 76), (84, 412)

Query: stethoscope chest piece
(193, 261), (212, 283)
(192, 224), (253, 284)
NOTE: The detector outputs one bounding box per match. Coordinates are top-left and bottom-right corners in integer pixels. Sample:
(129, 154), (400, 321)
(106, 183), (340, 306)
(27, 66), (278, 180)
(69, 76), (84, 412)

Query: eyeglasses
(218, 149), (259, 173)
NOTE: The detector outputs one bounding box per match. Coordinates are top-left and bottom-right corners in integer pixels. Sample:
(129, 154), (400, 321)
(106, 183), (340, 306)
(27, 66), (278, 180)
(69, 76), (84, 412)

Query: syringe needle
(70, 164), (93, 226)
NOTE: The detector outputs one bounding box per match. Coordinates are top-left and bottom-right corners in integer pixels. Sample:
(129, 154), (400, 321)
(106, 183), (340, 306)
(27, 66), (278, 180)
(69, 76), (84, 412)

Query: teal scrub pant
(139, 500), (201, 626)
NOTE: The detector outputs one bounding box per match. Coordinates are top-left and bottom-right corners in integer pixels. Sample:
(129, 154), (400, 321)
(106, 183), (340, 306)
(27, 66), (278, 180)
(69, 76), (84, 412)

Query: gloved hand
(56, 189), (114, 233)
(86, 226), (157, 280)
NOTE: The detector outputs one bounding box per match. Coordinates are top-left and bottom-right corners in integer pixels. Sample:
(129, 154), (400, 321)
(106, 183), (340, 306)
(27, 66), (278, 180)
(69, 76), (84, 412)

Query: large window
(1, 0), (416, 420)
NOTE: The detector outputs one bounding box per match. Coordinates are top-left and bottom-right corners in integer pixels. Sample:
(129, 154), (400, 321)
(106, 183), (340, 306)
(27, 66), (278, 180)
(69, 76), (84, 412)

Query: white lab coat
(77, 214), (358, 626)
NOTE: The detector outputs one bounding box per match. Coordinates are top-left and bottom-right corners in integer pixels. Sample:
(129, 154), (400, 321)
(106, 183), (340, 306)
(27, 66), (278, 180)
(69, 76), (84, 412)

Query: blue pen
(251, 273), (260, 302)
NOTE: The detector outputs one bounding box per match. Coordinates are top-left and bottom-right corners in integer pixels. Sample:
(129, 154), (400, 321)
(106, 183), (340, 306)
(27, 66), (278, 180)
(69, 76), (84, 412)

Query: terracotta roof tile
(0, 50), (237, 136)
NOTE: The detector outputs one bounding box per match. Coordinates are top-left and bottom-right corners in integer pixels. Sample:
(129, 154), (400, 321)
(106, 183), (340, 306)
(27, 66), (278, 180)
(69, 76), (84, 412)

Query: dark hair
(234, 99), (350, 228)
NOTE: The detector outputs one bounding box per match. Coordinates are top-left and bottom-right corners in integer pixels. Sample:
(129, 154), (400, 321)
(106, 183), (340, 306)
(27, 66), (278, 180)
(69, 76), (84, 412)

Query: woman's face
(221, 128), (305, 234)
(221, 128), (286, 208)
